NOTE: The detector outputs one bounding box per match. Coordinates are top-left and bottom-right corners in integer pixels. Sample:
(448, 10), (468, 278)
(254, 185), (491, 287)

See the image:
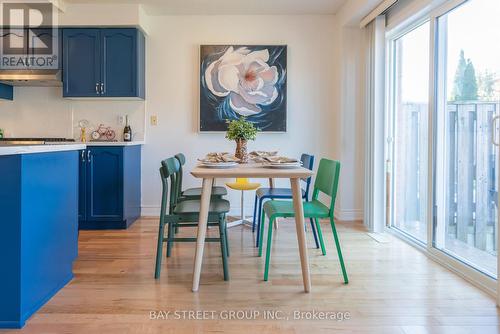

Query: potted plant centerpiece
(225, 117), (258, 163)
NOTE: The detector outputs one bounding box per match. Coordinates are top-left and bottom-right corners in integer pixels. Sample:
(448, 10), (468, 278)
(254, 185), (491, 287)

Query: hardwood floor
(5, 218), (500, 333)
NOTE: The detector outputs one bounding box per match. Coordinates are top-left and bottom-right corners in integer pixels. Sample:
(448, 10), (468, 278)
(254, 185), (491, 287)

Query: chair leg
(240, 191), (245, 221)
(224, 218), (230, 257)
(264, 217), (275, 281)
(252, 194), (258, 232)
(314, 218), (327, 255)
(219, 215), (230, 281)
(310, 218), (320, 249)
(166, 220), (174, 258)
(154, 221), (165, 279)
(329, 216), (348, 284)
(255, 197), (264, 247)
(258, 209), (267, 257)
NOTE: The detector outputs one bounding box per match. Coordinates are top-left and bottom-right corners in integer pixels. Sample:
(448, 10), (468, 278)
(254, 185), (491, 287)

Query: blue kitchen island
(0, 144), (84, 328)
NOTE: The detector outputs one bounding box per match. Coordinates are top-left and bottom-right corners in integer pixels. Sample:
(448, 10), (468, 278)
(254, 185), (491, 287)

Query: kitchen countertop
(0, 144), (86, 156)
(84, 141), (145, 146)
(0, 141), (144, 156)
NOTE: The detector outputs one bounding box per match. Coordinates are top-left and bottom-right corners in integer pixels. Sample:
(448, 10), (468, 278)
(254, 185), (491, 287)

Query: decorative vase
(235, 138), (249, 163)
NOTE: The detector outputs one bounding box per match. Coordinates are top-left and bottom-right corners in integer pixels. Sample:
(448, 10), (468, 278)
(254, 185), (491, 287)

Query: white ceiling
(64, 0), (348, 15)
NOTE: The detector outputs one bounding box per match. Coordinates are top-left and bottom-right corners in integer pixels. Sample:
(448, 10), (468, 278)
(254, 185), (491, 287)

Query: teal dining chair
(174, 153), (227, 199)
(259, 158), (348, 284)
(154, 157), (230, 280)
(252, 153), (319, 248)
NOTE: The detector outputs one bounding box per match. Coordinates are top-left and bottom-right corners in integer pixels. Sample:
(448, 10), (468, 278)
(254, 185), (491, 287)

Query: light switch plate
(150, 115), (158, 126)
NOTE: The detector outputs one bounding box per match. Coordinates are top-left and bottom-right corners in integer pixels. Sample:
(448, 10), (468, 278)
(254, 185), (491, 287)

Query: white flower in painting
(205, 47), (279, 116)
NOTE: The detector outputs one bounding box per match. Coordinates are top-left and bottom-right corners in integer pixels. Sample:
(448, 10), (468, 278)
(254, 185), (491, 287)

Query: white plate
(198, 162), (238, 168)
(265, 163), (302, 169)
(269, 161), (300, 165)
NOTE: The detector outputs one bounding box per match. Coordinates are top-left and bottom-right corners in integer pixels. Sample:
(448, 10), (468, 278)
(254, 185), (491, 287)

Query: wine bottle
(123, 115), (132, 142)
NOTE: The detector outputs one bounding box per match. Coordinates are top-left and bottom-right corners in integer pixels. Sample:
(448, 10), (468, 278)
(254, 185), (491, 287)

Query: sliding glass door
(389, 22), (430, 243)
(387, 0), (500, 280)
(433, 0), (500, 277)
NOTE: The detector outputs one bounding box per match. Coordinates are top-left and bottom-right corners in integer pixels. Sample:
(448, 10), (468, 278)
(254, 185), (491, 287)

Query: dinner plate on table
(266, 162), (302, 169)
(198, 161), (239, 168)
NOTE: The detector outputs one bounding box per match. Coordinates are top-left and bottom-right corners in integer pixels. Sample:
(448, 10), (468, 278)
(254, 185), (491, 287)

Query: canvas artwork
(200, 45), (287, 132)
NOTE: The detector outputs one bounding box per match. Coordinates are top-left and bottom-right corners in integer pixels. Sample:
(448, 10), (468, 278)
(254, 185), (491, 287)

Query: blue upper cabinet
(0, 84), (13, 100)
(62, 28), (145, 99)
(30, 28), (62, 69)
(63, 29), (101, 97)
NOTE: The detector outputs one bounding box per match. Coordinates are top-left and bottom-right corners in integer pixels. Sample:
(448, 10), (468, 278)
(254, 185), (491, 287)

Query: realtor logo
(0, 1), (58, 69)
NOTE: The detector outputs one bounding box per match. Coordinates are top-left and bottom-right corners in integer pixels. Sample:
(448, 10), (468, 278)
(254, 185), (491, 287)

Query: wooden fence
(446, 101), (499, 253)
(394, 101), (499, 254)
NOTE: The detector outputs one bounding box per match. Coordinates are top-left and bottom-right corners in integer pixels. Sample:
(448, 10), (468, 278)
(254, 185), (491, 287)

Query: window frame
(386, 19), (431, 245)
(384, 0), (497, 297)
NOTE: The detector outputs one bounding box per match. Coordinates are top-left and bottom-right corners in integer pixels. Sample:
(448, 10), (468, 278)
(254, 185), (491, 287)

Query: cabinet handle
(101, 83), (105, 94)
(87, 150), (91, 162)
(81, 150), (86, 162)
(95, 83), (99, 95)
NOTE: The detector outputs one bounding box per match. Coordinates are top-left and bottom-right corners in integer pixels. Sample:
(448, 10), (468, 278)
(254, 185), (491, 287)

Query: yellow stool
(226, 178), (261, 227)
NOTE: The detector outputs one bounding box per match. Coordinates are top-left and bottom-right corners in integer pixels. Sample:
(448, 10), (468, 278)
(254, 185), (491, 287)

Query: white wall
(327, 0), (383, 221)
(0, 88), (145, 140)
(335, 26), (365, 221)
(141, 15), (338, 216)
(0, 6), (372, 220)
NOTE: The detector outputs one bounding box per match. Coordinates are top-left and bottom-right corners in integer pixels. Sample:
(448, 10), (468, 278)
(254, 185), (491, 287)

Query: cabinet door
(0, 29), (27, 70)
(78, 150), (87, 222)
(29, 28), (61, 69)
(86, 147), (123, 221)
(62, 29), (101, 97)
(101, 29), (137, 97)
(0, 83), (13, 100)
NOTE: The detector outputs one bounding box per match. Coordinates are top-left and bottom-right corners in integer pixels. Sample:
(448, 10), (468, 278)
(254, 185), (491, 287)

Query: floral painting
(200, 45), (287, 132)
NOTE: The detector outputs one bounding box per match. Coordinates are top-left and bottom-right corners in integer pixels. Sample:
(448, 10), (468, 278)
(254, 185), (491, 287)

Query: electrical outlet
(150, 115), (158, 126)
(118, 116), (125, 125)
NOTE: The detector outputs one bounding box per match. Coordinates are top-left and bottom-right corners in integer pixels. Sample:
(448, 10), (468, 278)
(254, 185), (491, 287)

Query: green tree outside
(451, 49), (478, 101)
(477, 70), (496, 101)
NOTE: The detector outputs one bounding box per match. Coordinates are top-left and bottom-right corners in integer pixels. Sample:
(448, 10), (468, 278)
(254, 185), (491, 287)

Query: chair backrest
(312, 158), (341, 216)
(300, 153), (315, 199)
(174, 153), (186, 200)
(160, 157), (181, 214)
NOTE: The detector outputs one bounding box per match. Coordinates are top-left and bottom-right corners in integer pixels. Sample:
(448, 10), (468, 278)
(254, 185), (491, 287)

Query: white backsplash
(0, 86), (146, 141)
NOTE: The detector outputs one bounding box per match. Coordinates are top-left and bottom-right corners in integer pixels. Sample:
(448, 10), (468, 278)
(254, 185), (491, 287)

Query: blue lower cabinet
(78, 150), (87, 221)
(0, 83), (13, 100)
(0, 151), (79, 328)
(79, 145), (141, 229)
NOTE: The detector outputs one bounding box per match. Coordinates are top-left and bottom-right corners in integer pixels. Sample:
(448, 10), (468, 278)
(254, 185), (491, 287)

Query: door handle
(95, 83), (99, 95)
(101, 83), (104, 94)
(492, 115), (500, 146)
(87, 150), (91, 162)
(81, 150), (86, 162)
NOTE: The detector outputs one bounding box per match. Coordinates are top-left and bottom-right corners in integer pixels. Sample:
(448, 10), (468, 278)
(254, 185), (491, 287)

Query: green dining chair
(259, 158), (348, 284)
(174, 153), (228, 199)
(154, 157), (230, 280)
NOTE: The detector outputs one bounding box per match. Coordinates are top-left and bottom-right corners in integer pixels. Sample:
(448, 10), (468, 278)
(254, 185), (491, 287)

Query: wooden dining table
(190, 163), (314, 292)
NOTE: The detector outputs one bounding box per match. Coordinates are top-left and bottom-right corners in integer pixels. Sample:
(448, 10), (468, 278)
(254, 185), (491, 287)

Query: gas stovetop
(0, 138), (75, 145)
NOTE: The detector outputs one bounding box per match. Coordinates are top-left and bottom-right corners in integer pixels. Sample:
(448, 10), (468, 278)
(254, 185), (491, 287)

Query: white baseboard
(143, 205), (363, 222)
(140, 205), (256, 219)
(228, 206), (255, 217)
(334, 209), (363, 221)
(141, 205), (160, 217)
